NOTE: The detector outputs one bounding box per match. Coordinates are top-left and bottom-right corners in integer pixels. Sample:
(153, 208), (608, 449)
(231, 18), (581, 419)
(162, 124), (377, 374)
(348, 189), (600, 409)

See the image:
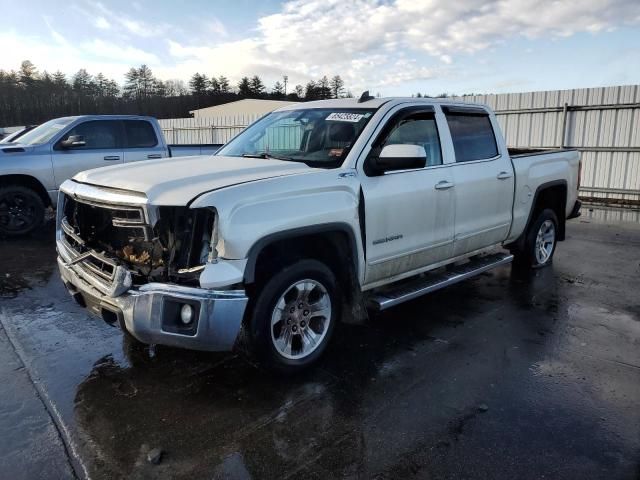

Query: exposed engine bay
(61, 195), (216, 287)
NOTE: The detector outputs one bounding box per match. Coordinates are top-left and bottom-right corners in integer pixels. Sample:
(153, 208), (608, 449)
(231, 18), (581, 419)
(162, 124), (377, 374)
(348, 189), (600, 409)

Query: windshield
(217, 108), (376, 167)
(14, 117), (76, 145)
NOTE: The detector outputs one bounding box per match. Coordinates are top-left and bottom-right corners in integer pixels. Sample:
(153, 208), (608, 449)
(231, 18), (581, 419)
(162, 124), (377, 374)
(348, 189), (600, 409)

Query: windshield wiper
(242, 152), (294, 161)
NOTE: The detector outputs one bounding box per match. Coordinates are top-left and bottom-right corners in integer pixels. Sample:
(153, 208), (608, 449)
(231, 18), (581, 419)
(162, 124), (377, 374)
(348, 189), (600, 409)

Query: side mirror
(368, 144), (427, 175)
(60, 135), (86, 148)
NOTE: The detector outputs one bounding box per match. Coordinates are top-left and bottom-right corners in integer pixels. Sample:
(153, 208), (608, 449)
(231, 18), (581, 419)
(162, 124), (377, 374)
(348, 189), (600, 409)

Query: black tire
(0, 186), (45, 237)
(512, 208), (559, 269)
(247, 259), (340, 374)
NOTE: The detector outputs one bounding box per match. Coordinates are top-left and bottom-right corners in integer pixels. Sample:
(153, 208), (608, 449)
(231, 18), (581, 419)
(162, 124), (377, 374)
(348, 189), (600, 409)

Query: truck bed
(507, 147), (581, 243)
(508, 147), (577, 157)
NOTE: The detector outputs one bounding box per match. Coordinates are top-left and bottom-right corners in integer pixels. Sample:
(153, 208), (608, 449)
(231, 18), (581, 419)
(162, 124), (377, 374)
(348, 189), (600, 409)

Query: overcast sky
(1, 0), (639, 96)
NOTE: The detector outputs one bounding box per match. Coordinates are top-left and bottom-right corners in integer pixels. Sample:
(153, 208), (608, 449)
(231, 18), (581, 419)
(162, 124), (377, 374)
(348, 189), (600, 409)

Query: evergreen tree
(209, 76), (221, 94)
(271, 81), (284, 98)
(249, 75), (265, 97)
(217, 76), (230, 94)
(317, 76), (331, 99)
(189, 73), (208, 96)
(0, 59), (356, 125)
(329, 75), (345, 98)
(237, 76), (251, 96)
(18, 60), (38, 88)
(305, 80), (318, 100)
(123, 67), (140, 99)
(137, 65), (156, 98)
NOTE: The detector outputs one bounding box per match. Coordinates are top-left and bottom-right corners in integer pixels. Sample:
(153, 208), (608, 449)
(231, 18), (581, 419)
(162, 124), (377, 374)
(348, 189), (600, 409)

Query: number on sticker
(326, 112), (365, 122)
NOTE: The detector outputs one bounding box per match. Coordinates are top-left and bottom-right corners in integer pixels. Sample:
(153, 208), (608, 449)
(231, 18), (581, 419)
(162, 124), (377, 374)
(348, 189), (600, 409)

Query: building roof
(189, 99), (298, 116)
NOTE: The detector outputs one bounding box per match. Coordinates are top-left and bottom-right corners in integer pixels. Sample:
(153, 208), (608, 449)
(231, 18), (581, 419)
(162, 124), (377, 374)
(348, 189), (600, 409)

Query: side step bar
(369, 252), (514, 311)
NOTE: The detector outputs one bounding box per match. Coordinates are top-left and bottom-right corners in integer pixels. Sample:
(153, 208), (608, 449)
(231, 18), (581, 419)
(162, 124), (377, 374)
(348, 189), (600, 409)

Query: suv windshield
(217, 108), (376, 167)
(14, 117), (76, 145)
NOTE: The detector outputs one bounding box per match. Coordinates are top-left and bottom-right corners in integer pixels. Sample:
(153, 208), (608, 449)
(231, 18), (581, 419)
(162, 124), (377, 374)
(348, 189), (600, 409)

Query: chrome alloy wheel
(535, 219), (556, 264)
(270, 279), (332, 360)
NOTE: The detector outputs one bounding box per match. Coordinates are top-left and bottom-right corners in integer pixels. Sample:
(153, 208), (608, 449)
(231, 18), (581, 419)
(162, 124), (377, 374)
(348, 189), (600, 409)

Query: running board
(369, 252), (514, 311)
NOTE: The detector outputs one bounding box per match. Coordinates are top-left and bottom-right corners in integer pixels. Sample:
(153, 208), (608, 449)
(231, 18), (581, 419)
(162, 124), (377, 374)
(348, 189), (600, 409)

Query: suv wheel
(0, 186), (45, 237)
(247, 259), (340, 373)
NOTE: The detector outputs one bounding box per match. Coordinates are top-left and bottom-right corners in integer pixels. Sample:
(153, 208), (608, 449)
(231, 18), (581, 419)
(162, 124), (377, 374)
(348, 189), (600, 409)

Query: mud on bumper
(57, 242), (248, 352)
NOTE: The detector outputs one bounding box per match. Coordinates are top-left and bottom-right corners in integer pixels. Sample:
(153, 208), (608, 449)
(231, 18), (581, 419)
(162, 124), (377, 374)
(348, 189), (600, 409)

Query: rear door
(443, 106), (514, 256)
(122, 119), (166, 163)
(51, 120), (124, 188)
(359, 106), (456, 286)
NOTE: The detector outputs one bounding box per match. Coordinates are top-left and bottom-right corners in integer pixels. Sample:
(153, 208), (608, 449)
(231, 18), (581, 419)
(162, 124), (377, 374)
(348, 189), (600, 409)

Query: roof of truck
(276, 97), (490, 112)
(73, 114), (156, 120)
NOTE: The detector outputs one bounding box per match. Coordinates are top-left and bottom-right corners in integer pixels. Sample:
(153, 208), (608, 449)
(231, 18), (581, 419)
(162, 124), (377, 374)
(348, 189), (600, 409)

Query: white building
(189, 99), (298, 119)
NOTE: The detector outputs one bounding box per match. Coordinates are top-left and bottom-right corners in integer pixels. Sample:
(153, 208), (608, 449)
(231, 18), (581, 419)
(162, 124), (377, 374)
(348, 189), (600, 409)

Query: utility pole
(283, 75), (288, 96)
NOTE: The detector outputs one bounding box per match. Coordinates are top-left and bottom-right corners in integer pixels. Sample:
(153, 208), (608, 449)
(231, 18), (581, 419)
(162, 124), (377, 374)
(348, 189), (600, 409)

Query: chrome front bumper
(57, 239), (248, 352)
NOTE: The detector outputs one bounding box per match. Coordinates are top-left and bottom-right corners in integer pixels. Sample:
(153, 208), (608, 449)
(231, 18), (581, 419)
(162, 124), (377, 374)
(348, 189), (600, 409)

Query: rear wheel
(512, 208), (558, 268)
(0, 186), (45, 237)
(247, 259), (339, 374)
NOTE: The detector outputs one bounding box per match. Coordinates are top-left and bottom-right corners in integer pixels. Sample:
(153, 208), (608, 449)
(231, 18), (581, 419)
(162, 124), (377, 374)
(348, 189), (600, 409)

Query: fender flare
(0, 173), (52, 206)
(243, 222), (361, 284)
(510, 179), (568, 249)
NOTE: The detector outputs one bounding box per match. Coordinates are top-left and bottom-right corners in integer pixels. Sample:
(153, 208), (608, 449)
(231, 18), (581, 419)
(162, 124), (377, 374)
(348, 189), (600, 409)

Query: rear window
(445, 113), (498, 162)
(124, 120), (157, 148)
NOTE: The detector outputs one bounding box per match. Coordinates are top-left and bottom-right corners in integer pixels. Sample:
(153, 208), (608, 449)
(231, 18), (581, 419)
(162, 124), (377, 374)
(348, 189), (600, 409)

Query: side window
(62, 121), (122, 149)
(445, 112), (498, 162)
(124, 120), (158, 148)
(380, 112), (442, 166)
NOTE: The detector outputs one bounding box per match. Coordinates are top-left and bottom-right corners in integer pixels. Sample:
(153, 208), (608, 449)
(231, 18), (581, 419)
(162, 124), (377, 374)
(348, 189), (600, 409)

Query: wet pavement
(0, 210), (639, 479)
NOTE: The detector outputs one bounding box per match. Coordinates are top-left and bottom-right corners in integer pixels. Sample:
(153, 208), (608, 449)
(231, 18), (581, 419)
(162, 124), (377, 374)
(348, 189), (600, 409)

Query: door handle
(147, 154), (162, 159)
(497, 171), (513, 180)
(435, 180), (455, 190)
(103, 155), (120, 161)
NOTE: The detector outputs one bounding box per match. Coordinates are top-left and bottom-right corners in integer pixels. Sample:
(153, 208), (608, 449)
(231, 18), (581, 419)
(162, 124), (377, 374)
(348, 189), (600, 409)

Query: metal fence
(453, 85), (640, 204)
(158, 115), (261, 145)
(159, 84), (640, 205)
(582, 204), (640, 223)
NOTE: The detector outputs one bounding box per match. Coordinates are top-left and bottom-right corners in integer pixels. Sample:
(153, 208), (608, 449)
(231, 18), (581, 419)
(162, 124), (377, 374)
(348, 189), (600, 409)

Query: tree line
(0, 60), (353, 126)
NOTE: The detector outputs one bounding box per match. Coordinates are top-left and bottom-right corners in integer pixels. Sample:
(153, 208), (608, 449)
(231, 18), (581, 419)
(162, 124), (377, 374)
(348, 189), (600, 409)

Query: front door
(52, 120), (124, 188)
(360, 108), (455, 286)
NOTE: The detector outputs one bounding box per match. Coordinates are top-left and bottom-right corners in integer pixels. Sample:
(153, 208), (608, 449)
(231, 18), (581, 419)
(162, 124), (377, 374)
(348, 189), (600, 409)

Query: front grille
(60, 193), (150, 291)
(59, 190), (216, 290)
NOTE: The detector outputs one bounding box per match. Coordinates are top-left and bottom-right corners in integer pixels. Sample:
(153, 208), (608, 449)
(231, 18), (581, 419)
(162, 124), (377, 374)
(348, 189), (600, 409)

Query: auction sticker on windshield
(326, 112), (365, 122)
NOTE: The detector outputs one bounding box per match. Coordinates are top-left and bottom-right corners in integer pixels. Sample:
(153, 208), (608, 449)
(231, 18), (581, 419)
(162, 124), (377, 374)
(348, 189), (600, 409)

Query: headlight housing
(207, 208), (219, 263)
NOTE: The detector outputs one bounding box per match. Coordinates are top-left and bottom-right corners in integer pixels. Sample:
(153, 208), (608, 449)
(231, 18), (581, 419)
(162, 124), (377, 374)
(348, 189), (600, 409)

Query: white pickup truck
(0, 115), (221, 236)
(56, 96), (581, 372)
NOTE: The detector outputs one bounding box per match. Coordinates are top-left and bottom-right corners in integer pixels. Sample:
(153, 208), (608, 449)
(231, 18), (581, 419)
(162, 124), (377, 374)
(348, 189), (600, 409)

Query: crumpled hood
(72, 155), (311, 205)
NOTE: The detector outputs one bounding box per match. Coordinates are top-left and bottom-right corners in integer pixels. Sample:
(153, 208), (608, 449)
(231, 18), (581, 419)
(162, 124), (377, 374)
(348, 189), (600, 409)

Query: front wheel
(0, 186), (45, 237)
(247, 259), (340, 374)
(513, 208), (558, 268)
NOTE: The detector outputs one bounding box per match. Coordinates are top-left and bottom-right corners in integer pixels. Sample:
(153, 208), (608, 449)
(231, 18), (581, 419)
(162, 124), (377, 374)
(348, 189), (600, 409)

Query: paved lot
(0, 209), (639, 479)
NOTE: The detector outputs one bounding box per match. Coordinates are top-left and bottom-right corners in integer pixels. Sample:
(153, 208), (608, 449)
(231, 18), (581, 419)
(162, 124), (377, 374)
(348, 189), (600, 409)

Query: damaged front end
(56, 182), (247, 352)
(60, 193), (217, 291)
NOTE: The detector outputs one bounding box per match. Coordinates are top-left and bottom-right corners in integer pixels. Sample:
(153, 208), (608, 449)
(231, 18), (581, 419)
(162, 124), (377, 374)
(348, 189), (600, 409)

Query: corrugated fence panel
(158, 114), (262, 146)
(584, 205), (640, 223)
(455, 84), (640, 204)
